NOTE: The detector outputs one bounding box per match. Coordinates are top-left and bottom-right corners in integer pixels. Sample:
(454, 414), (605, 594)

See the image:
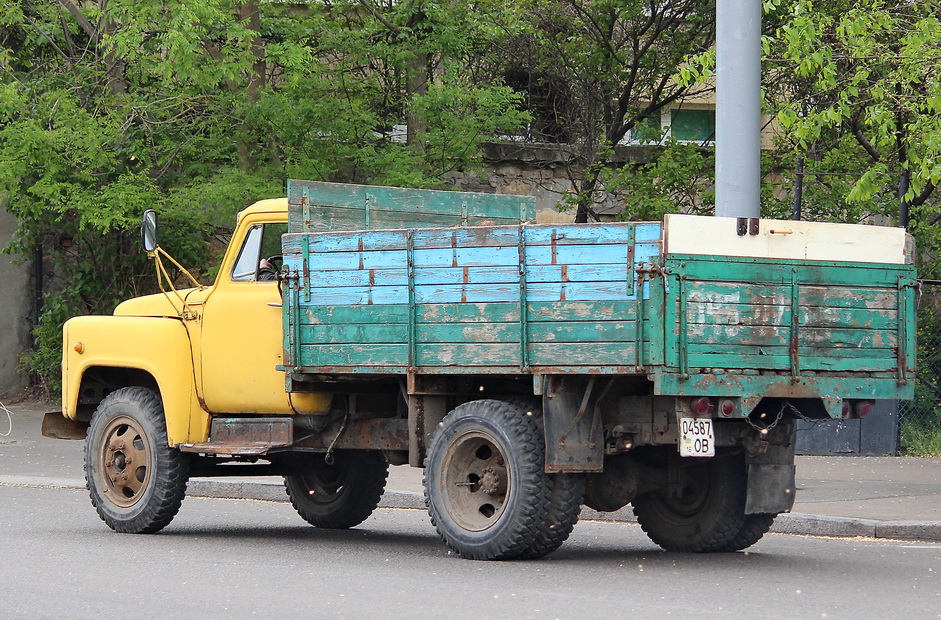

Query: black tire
(720, 513), (776, 552)
(632, 453), (747, 553)
(84, 386), (189, 534)
(284, 451), (389, 529)
(424, 400), (551, 560)
(506, 400), (584, 560)
(518, 472), (585, 559)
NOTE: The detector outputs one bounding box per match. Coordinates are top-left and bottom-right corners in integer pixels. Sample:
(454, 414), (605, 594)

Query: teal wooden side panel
(287, 180), (536, 233)
(663, 255), (916, 377)
(282, 221), (663, 373)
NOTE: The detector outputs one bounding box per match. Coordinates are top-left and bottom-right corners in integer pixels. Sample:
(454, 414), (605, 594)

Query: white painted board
(663, 214), (912, 265)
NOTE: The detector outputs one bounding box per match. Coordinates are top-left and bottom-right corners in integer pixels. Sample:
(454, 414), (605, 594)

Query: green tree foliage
(481, 0), (717, 222)
(766, 0), (941, 273)
(0, 0), (527, 393)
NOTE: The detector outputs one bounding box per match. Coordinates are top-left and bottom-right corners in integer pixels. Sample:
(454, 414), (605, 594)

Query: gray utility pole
(715, 0), (762, 219)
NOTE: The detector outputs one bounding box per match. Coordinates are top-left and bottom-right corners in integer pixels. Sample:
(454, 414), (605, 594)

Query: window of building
(669, 109), (715, 143)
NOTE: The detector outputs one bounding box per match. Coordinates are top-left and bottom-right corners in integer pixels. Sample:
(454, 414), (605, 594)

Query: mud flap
(745, 463), (796, 514)
(542, 375), (604, 473)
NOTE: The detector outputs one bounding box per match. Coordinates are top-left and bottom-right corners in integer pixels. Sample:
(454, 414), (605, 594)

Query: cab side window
(231, 223), (287, 282)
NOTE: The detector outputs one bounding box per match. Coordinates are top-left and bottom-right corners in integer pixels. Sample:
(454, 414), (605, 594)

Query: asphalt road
(3, 485), (940, 620)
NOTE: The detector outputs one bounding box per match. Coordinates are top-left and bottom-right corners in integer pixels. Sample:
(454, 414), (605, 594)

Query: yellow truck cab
(57, 198), (322, 447)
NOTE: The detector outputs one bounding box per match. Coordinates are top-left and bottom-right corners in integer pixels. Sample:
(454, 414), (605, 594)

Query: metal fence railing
(899, 281), (941, 454)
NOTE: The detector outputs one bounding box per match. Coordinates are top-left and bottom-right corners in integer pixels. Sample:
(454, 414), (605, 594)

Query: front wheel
(632, 453), (747, 553)
(424, 400), (551, 560)
(85, 387), (190, 534)
(284, 451), (389, 529)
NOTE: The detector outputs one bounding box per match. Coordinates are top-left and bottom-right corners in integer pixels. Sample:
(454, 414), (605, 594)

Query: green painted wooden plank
(529, 342), (638, 366)
(528, 321), (639, 343)
(685, 282), (899, 311)
(685, 354), (897, 373)
(652, 371), (914, 400)
(299, 323), (409, 344)
(686, 324), (898, 349)
(527, 301), (637, 322)
(418, 323), (519, 344)
(684, 302), (898, 330)
(418, 302), (521, 323)
(301, 304), (410, 325)
(299, 343), (409, 366)
(670, 255), (913, 287)
(687, 345), (897, 367)
(416, 343), (521, 366)
(287, 180), (535, 234)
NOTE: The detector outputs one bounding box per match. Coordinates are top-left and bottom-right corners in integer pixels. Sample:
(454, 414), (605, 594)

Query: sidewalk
(3, 399), (941, 542)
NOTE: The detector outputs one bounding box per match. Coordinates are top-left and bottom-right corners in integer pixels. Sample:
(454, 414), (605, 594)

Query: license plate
(679, 417), (715, 457)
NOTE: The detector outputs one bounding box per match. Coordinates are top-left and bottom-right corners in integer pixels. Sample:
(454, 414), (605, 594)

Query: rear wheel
(507, 400), (584, 560)
(284, 451), (389, 529)
(85, 387), (189, 534)
(720, 513), (776, 551)
(424, 400), (551, 560)
(632, 453), (747, 552)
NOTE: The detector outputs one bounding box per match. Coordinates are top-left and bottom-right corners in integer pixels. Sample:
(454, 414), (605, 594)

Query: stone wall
(445, 142), (653, 223)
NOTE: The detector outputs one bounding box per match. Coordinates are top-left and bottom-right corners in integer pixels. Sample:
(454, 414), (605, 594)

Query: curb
(4, 475), (941, 543)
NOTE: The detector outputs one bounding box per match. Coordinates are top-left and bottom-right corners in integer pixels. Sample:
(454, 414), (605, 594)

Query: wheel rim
(439, 430), (511, 532)
(297, 460), (350, 505)
(656, 463), (711, 522)
(96, 415), (153, 508)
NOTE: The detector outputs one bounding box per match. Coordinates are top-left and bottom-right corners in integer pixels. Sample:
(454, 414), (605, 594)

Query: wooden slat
(301, 304), (410, 325)
(684, 302), (898, 330)
(528, 321), (637, 343)
(300, 323), (408, 344)
(529, 342), (638, 366)
(673, 256), (911, 287)
(416, 343), (521, 366)
(299, 343), (408, 366)
(287, 180), (535, 233)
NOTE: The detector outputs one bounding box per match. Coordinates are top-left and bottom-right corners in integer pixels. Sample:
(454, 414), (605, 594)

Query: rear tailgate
(653, 215), (917, 409)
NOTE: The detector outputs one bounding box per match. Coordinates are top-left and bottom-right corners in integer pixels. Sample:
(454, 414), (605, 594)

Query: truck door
(198, 217), (292, 414)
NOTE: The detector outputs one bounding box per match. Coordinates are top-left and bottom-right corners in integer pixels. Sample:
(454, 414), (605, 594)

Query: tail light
(855, 401), (874, 419)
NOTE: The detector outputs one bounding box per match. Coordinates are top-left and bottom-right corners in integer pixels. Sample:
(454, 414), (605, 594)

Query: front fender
(62, 316), (209, 445)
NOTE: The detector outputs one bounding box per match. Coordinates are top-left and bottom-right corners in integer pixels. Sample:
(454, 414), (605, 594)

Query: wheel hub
(98, 416), (152, 508)
(479, 466), (507, 496)
(440, 431), (512, 532)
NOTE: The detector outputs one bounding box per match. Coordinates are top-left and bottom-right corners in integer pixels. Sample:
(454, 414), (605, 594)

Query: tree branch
(357, 0), (400, 33)
(849, 116), (882, 162)
(56, 0), (98, 41)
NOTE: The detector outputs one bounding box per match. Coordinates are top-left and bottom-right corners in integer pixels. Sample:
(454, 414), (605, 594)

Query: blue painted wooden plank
(307, 286), (409, 306)
(635, 223), (662, 243)
(525, 245), (629, 266)
(527, 282), (634, 302)
(413, 246), (519, 268)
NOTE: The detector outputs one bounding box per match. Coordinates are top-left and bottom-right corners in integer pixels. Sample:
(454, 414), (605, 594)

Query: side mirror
(141, 209), (158, 253)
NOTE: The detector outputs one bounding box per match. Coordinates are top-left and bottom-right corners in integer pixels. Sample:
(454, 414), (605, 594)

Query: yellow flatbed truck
(43, 180), (916, 559)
